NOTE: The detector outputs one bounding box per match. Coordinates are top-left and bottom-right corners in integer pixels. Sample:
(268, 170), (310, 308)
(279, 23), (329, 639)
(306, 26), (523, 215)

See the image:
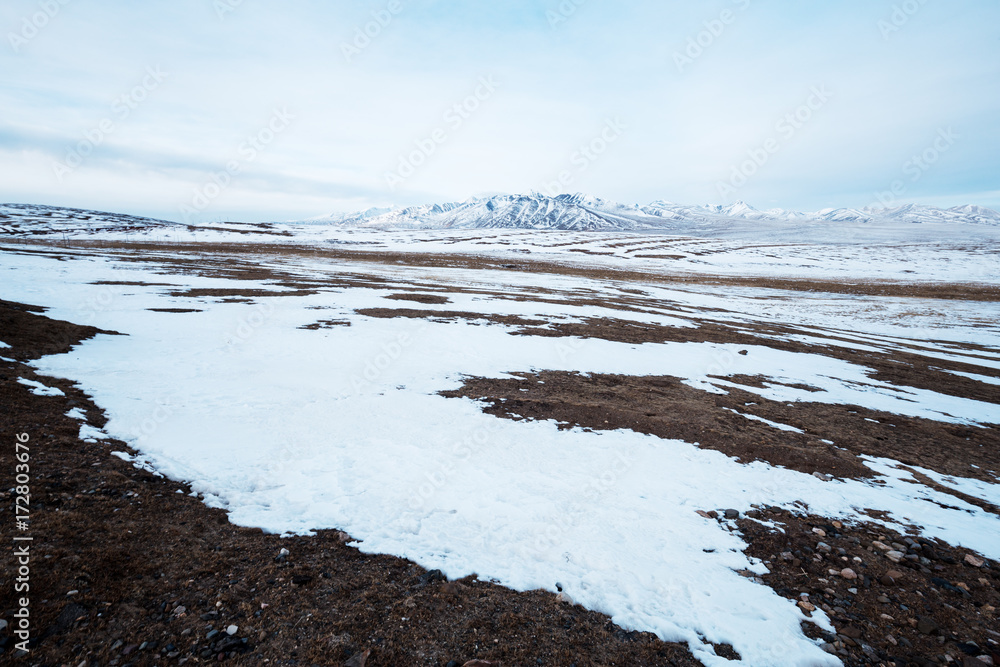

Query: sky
(1, 0), (998, 223)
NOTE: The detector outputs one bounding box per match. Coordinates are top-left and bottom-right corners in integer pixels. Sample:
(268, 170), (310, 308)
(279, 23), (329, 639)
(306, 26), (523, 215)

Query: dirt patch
(299, 319), (352, 330)
(356, 308), (548, 328)
(385, 293), (452, 305)
(167, 288), (318, 300)
(0, 299), (701, 666)
(441, 371), (1000, 491)
(147, 308), (203, 314)
(737, 506), (1000, 666)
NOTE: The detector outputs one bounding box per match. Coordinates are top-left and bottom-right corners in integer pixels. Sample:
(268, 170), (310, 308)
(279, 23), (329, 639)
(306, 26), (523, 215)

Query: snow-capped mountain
(310, 193), (1000, 231)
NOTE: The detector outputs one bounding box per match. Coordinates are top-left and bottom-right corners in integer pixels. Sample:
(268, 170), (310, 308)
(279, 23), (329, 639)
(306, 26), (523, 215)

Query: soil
(440, 371), (1000, 497)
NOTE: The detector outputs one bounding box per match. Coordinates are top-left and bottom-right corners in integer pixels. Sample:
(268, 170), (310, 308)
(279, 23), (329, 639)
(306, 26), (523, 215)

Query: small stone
(797, 600), (816, 612)
(67, 590), (79, 596)
(226, 625), (238, 636)
(917, 616), (939, 635)
(886, 550), (905, 563)
(723, 509), (740, 520)
(181, 628), (192, 636)
(206, 629), (220, 640)
(291, 574), (313, 586)
(556, 592), (574, 605)
(345, 649), (371, 667)
(832, 521), (843, 530)
(816, 542), (832, 554)
(695, 510), (713, 519)
(840, 625), (862, 639)
(877, 595), (891, 603)
(881, 570), (904, 585)
(841, 568), (858, 580)
(964, 554), (985, 568)
(279, 548), (290, 556)
(813, 527), (826, 537)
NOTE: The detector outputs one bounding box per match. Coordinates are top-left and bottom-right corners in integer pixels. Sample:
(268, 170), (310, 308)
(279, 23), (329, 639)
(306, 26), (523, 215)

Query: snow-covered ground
(2, 237), (999, 666)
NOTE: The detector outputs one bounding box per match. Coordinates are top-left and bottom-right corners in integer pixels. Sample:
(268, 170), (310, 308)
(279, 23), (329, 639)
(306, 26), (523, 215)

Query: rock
(291, 574), (313, 586)
(226, 625), (238, 636)
(965, 554), (985, 568)
(723, 509), (740, 520)
(695, 510), (714, 519)
(965, 657), (993, 667)
(840, 625), (863, 639)
(344, 650), (371, 667)
(881, 570), (904, 585)
(0, 620), (6, 632)
(556, 592), (574, 605)
(886, 550), (905, 563)
(816, 542), (832, 554)
(916, 617), (939, 635)
(841, 568), (858, 580)
(206, 629), (220, 640)
(797, 600), (816, 612)
(279, 548), (290, 556)
(812, 527), (826, 537)
(418, 569), (447, 585)
(462, 662), (500, 667)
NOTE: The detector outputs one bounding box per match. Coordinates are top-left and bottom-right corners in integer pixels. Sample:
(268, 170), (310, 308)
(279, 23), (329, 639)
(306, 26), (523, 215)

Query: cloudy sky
(1, 0), (998, 222)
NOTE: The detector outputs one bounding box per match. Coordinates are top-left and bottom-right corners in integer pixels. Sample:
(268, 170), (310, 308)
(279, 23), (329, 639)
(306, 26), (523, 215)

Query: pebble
(226, 625), (238, 636)
(816, 542), (832, 554)
(797, 600), (816, 612)
(964, 554), (985, 568)
(723, 509), (740, 520)
(206, 629), (220, 640)
(840, 568), (858, 580)
(881, 570), (904, 586)
(886, 550), (905, 563)
(279, 548), (290, 557)
(917, 617), (939, 635)
(813, 527), (826, 537)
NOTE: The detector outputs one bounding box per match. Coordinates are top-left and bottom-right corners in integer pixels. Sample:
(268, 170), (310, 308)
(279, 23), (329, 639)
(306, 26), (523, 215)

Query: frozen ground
(1, 211), (999, 666)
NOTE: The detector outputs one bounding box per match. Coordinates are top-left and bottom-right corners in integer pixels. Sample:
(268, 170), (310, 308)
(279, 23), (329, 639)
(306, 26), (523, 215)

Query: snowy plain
(2, 234), (999, 667)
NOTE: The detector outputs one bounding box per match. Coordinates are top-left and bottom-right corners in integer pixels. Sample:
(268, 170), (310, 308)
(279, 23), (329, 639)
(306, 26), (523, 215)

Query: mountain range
(310, 193), (1000, 231)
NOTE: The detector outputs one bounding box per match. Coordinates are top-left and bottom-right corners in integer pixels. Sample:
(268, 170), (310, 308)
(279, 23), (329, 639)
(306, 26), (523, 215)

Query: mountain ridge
(308, 193), (1000, 230)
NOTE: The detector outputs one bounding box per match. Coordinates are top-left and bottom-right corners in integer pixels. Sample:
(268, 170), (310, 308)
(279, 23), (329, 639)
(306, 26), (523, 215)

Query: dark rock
(291, 575), (313, 586)
(916, 616), (938, 635)
(418, 569), (447, 586)
(723, 509), (740, 520)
